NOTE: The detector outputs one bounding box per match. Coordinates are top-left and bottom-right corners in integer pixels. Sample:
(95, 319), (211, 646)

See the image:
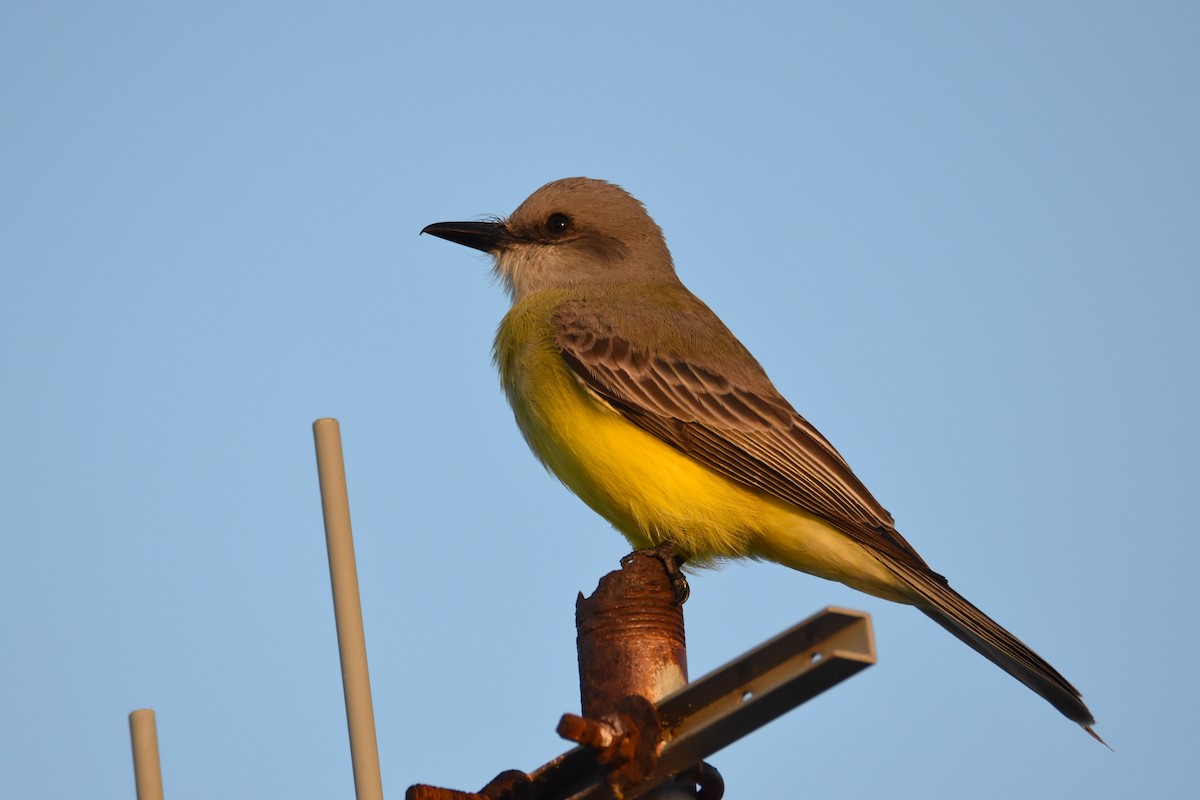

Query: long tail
(886, 559), (1104, 745)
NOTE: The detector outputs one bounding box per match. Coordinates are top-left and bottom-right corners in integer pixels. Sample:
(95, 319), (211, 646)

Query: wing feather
(552, 300), (937, 575)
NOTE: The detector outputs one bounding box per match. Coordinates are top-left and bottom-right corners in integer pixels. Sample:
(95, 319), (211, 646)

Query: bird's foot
(639, 540), (689, 605)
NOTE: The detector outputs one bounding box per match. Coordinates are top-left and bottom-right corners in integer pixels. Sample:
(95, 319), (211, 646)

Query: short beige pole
(128, 709), (164, 800)
(313, 418), (385, 800)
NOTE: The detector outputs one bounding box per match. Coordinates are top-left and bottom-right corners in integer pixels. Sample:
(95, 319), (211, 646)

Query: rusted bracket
(405, 550), (875, 800)
(491, 607), (876, 800)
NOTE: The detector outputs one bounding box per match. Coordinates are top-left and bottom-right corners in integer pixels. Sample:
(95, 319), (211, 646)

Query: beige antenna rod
(128, 709), (164, 800)
(313, 418), (385, 800)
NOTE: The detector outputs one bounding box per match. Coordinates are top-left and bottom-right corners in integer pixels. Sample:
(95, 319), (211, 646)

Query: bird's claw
(641, 540), (689, 605)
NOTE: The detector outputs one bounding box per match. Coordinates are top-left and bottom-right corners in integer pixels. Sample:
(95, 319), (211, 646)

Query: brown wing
(552, 299), (940, 577)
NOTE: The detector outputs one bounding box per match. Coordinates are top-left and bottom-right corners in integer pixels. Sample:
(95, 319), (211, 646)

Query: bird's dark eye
(545, 212), (572, 235)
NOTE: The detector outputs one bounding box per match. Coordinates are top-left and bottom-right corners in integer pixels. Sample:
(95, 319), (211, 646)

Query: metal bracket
(522, 607), (876, 799)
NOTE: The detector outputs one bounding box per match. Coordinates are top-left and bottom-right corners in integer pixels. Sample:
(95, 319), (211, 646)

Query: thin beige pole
(128, 709), (164, 800)
(313, 418), (385, 800)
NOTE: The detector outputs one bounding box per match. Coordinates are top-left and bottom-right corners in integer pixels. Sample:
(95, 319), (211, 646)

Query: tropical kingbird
(422, 177), (1099, 740)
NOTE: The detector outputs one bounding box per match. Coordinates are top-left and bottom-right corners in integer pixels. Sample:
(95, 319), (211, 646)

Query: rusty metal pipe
(575, 551), (688, 720)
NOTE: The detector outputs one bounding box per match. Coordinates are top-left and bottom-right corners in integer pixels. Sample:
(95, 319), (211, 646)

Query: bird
(421, 176), (1100, 741)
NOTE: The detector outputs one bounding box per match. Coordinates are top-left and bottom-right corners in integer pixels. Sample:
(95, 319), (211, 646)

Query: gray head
(422, 177), (677, 301)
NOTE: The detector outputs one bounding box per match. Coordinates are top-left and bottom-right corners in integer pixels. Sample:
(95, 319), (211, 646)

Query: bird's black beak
(420, 220), (510, 253)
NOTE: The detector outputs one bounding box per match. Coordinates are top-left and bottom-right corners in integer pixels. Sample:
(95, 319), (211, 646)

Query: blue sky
(2, 3), (1197, 798)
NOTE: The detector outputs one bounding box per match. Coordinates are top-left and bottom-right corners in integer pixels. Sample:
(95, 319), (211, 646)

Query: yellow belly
(493, 298), (911, 602)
